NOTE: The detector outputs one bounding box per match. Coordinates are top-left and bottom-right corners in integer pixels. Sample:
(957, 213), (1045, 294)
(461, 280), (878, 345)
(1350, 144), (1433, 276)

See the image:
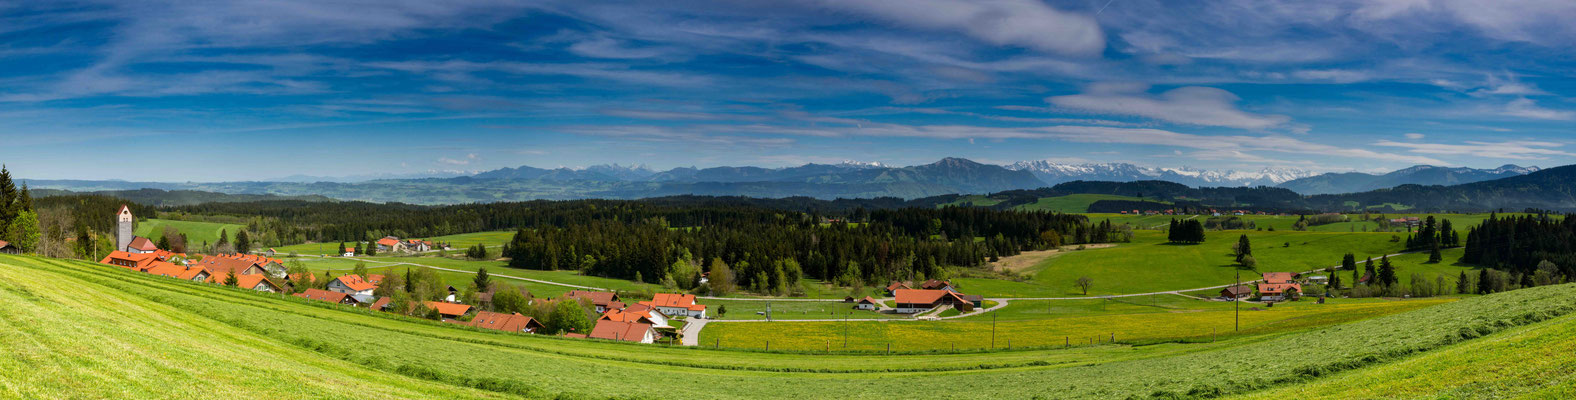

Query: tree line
(1462, 213), (1576, 280)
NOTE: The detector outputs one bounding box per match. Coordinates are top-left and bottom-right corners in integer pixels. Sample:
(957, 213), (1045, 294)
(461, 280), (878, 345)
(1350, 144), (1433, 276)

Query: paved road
(679, 319), (708, 346)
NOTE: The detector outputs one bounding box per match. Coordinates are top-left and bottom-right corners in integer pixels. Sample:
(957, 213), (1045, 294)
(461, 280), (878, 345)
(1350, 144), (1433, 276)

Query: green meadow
(134, 218), (246, 249)
(1012, 194), (1167, 213)
(4, 254), (1575, 399)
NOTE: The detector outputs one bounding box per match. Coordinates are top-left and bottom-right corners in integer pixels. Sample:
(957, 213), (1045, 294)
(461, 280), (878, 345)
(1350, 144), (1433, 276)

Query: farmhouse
(327, 275), (378, 296)
(589, 320), (656, 343)
(191, 254), (271, 278)
(425, 301), (472, 320)
(564, 290), (623, 313)
(464, 311), (544, 333)
(639, 293), (707, 319)
(885, 281), (912, 295)
(125, 236), (160, 254)
(295, 288), (360, 305)
(100, 251), (166, 271)
(376, 236), (405, 252)
(0, 240), (14, 254)
(892, 289), (971, 314)
(855, 296), (880, 310)
(1257, 283), (1302, 302)
(919, 279), (955, 291)
(608, 303), (669, 327)
(1261, 272), (1297, 284)
(1219, 285), (1253, 300)
(403, 239), (433, 252)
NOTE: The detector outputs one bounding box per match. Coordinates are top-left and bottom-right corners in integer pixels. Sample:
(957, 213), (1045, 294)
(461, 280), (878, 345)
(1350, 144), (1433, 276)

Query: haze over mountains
(22, 158), (1542, 205)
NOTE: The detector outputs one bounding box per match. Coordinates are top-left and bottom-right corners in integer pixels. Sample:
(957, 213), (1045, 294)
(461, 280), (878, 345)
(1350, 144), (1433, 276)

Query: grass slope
(134, 219), (246, 249)
(5, 254), (1573, 399)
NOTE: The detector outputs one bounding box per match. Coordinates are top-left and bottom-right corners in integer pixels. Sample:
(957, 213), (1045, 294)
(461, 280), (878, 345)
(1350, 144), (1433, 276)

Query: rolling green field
(272, 231), (517, 255)
(959, 230), (1405, 297)
(1012, 194), (1167, 213)
(134, 219), (246, 249)
(4, 254), (1575, 399)
(699, 297), (1453, 351)
(704, 298), (910, 321)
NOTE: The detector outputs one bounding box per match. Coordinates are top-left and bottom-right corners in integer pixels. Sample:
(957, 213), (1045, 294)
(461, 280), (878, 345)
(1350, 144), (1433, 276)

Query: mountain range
(19, 158), (1546, 205)
(1277, 164), (1541, 195)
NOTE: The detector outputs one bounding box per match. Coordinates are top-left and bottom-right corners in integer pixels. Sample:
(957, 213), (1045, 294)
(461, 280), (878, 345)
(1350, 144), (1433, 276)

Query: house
(639, 293), (707, 319)
(603, 303), (670, 327)
(564, 290), (624, 313)
(855, 296), (880, 310)
(1261, 272), (1297, 284)
(101, 251), (164, 271)
(919, 279), (955, 292)
(892, 289), (971, 314)
(589, 320), (656, 343)
(125, 236), (160, 254)
(226, 274), (283, 293)
(369, 297), (392, 312)
(145, 263), (211, 282)
(327, 274), (377, 296)
(1219, 285), (1253, 300)
(295, 288), (359, 305)
(1257, 282), (1302, 302)
(885, 281), (912, 295)
(0, 240), (16, 254)
(424, 301), (472, 320)
(341, 247), (356, 257)
(376, 236), (405, 253)
(403, 239), (433, 252)
(190, 255), (270, 278)
(465, 311), (544, 333)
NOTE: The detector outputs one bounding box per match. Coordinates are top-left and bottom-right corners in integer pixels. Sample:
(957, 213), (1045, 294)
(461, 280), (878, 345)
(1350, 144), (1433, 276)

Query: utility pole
(1235, 269), (1241, 332)
(990, 312), (997, 349)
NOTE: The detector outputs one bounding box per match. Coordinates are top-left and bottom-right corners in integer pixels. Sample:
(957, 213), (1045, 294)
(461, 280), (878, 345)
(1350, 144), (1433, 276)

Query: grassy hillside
(1013, 194), (1166, 213)
(5, 253), (1573, 399)
(134, 219), (247, 249)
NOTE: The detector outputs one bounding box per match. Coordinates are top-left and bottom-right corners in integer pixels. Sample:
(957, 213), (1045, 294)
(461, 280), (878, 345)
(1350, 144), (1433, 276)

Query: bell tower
(116, 205), (134, 252)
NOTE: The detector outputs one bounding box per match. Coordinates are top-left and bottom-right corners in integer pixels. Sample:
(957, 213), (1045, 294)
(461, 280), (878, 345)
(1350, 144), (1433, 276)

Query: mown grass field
(134, 219), (246, 249)
(1233, 313), (1576, 399)
(962, 230), (1405, 297)
(3, 253), (1574, 399)
(699, 297), (1453, 352)
(705, 298), (910, 321)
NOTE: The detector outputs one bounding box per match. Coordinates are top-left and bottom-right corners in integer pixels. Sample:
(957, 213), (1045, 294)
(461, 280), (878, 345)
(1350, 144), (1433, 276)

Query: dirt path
(988, 244), (1116, 273)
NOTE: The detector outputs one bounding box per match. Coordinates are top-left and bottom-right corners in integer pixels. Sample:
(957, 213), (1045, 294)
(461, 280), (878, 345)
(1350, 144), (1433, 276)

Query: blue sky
(2, 0), (1574, 181)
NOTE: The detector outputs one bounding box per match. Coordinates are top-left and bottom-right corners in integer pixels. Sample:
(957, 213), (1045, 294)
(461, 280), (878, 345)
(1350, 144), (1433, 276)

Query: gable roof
(466, 311), (544, 332)
(234, 275), (281, 291)
(589, 320), (653, 342)
(893, 289), (969, 306)
(856, 296), (879, 305)
(191, 255), (268, 277)
(101, 251), (163, 271)
(369, 297), (391, 311)
(1258, 282), (1302, 295)
(1262, 272), (1297, 284)
(295, 288), (352, 304)
(919, 279), (952, 290)
(886, 281), (912, 291)
(425, 301), (471, 317)
(1221, 285), (1253, 296)
(127, 236), (159, 251)
(377, 237), (400, 247)
(332, 275), (378, 292)
(599, 309), (658, 325)
(0, 240), (10, 249)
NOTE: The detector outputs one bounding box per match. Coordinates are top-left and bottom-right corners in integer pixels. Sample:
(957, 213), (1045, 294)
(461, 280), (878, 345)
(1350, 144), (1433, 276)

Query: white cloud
(1502, 98), (1574, 120)
(815, 0), (1105, 56)
(1046, 83), (1291, 129)
(1374, 139), (1576, 160)
(1404, 133), (1426, 139)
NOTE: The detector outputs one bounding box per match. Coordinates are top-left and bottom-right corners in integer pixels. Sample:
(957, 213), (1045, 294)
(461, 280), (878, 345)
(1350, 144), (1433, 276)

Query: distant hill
(1279, 165), (1539, 195)
(1006, 161), (1315, 187)
(31, 188), (335, 207)
(1304, 164), (1576, 211)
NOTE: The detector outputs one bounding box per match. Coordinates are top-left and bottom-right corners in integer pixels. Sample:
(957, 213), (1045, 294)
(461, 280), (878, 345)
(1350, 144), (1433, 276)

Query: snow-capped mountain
(1005, 161), (1316, 187)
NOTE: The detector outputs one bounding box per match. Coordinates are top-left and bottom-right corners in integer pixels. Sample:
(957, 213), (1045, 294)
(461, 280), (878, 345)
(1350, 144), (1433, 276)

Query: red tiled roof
(233, 275), (281, 291)
(1257, 283), (1302, 295)
(101, 251), (163, 271)
(369, 297), (391, 311)
(466, 311), (543, 332)
(425, 301), (471, 317)
(599, 309), (658, 324)
(377, 238), (400, 247)
(296, 288), (352, 303)
(333, 275), (377, 292)
(893, 289), (969, 306)
(857, 296), (879, 305)
(0, 240), (11, 249)
(191, 256), (266, 277)
(919, 279), (952, 290)
(1262, 272), (1296, 284)
(886, 281), (911, 291)
(589, 320), (652, 342)
(128, 236), (159, 251)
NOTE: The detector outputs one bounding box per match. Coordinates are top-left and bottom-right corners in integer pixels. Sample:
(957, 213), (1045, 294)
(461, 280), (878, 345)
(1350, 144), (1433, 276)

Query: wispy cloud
(1502, 98), (1574, 120)
(1046, 83), (1291, 130)
(1374, 139), (1576, 160)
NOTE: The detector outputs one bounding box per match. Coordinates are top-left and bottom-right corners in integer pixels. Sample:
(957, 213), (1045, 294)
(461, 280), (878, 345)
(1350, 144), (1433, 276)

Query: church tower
(116, 205), (134, 252)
